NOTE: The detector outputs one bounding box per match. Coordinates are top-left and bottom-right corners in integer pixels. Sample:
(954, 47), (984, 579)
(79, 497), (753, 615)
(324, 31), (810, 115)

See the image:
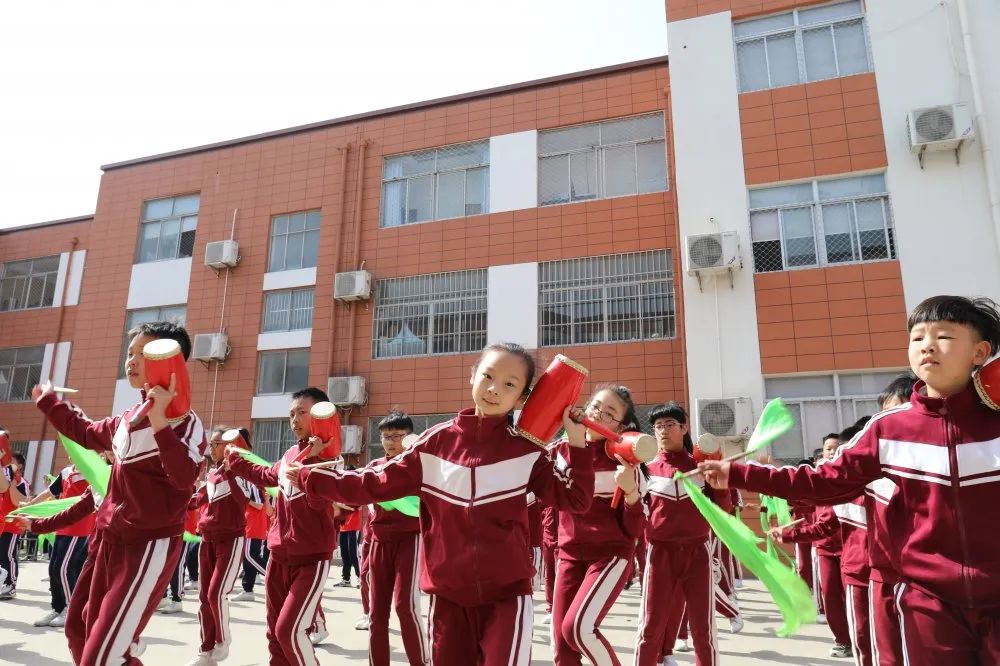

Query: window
(256, 349), (310, 395)
(118, 305), (187, 378)
(268, 210), (320, 272)
(262, 288), (314, 332)
(136, 194), (199, 263)
(750, 174), (895, 273)
(381, 141), (490, 227)
(0, 346), (44, 402)
(538, 114), (668, 206)
(372, 270), (487, 358)
(764, 371), (904, 462)
(366, 413), (453, 460)
(539, 250), (675, 346)
(251, 419), (298, 464)
(0, 255), (59, 312)
(735, 1), (871, 93)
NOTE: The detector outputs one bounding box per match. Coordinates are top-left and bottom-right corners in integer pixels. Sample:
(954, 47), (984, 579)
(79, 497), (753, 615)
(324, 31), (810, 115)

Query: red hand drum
(607, 432), (656, 508)
(309, 401), (343, 459)
(693, 434), (722, 462)
(129, 338), (191, 428)
(221, 428), (250, 450)
(974, 353), (1000, 410)
(0, 430), (11, 468)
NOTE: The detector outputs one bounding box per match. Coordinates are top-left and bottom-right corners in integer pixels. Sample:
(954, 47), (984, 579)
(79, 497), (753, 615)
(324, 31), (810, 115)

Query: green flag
(770, 495), (793, 527)
(183, 531), (202, 544)
(6, 497), (81, 519)
(38, 532), (55, 550)
(676, 472), (815, 636)
(745, 399), (796, 456)
(58, 433), (110, 500)
(378, 496), (420, 517)
(236, 450), (278, 498)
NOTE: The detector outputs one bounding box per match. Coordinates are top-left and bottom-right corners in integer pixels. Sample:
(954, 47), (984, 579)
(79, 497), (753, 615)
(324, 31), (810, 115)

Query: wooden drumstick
(52, 386), (78, 394)
(777, 517), (805, 530)
(681, 449), (761, 480)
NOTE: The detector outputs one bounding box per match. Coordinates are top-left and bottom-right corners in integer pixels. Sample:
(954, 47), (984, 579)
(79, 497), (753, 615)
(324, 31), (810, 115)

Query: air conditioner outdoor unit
(685, 232), (741, 276)
(204, 240), (239, 269)
(341, 425), (363, 455)
(695, 397), (753, 441)
(327, 376), (366, 406)
(907, 103), (974, 156)
(191, 332), (229, 362)
(334, 271), (372, 302)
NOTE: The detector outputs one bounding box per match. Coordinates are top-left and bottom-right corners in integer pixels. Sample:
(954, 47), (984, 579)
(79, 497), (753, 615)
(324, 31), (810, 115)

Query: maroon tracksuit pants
(360, 539), (370, 616)
(796, 542), (814, 591)
(553, 555), (630, 665)
(265, 558), (330, 666)
(635, 540), (716, 666)
(542, 543), (557, 614)
(845, 582), (873, 666)
(64, 535), (101, 664)
(367, 534), (428, 666)
(896, 583), (1000, 666)
(78, 535), (183, 665)
(427, 592), (533, 665)
(818, 554), (851, 646)
(869, 579), (903, 666)
(198, 536), (245, 654)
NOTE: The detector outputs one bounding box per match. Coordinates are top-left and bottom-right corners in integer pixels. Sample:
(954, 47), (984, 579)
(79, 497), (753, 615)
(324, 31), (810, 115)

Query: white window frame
(267, 210), (321, 273)
(0, 345), (45, 403)
(135, 194), (199, 264)
(261, 288), (315, 333)
(0, 255), (60, 312)
(734, 0), (873, 93)
(749, 175), (896, 273)
(256, 349), (310, 395)
(252, 419), (298, 463)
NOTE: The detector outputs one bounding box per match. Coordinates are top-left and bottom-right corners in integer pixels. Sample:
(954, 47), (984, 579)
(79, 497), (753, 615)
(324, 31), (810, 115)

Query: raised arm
(227, 447), (280, 488)
(35, 391), (118, 453)
(26, 489), (97, 535)
(528, 443), (595, 514)
(298, 446), (422, 505)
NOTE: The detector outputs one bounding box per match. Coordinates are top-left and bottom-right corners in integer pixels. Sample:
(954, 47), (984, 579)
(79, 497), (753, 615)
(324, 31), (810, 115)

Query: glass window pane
(257, 353), (286, 394)
(570, 151), (598, 201)
(381, 181), (406, 227)
(736, 39), (769, 92)
(437, 142), (488, 171)
(803, 27), (838, 81)
(822, 202), (858, 263)
(771, 402), (804, 462)
(290, 289), (314, 330)
(465, 167), (488, 216)
(538, 124), (600, 155)
(800, 1), (862, 26)
(397, 150), (436, 177)
(750, 183), (815, 208)
(636, 141), (668, 194)
(751, 211), (783, 272)
(284, 351), (310, 393)
(766, 33), (801, 87)
(751, 210), (781, 241)
(33, 256), (60, 273)
(734, 12), (795, 38)
(143, 198), (173, 220)
(538, 155), (570, 205)
(138, 222), (160, 263)
(288, 213), (306, 233)
(301, 229), (319, 269)
(172, 194), (200, 216)
(272, 216), (288, 237)
(284, 231), (304, 270)
(42, 276), (56, 307)
(406, 175), (435, 224)
(268, 234), (287, 272)
(781, 207), (817, 267)
(263, 291), (291, 332)
(306, 210), (321, 230)
(156, 219), (181, 260)
(856, 199), (889, 260)
(604, 145), (637, 198)
(835, 20), (870, 76)
(18, 346), (44, 363)
(600, 114), (665, 145)
(436, 170), (466, 219)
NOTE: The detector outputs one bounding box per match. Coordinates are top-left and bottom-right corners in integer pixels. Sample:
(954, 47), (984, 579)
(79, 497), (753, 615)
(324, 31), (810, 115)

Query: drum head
(698, 433), (721, 454)
(143, 338), (181, 359)
(310, 401), (337, 420)
(221, 429), (243, 444)
(402, 433), (420, 449)
(633, 434), (658, 463)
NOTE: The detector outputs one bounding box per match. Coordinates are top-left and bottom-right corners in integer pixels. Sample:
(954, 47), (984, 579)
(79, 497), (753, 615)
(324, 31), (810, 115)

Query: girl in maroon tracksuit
(226, 387), (339, 666)
(702, 296), (1000, 666)
(553, 385), (645, 666)
(289, 343), (596, 665)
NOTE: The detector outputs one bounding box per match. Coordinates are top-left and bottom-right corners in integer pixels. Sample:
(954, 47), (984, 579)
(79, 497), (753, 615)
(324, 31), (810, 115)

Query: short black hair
(811, 447), (824, 460)
(12, 453), (25, 467)
(879, 373), (917, 410)
(797, 458), (814, 467)
(128, 321), (192, 360)
(476, 343), (536, 397)
(907, 295), (1000, 357)
(822, 433), (841, 444)
(648, 401), (693, 453)
(378, 410), (413, 433)
(291, 387), (329, 404)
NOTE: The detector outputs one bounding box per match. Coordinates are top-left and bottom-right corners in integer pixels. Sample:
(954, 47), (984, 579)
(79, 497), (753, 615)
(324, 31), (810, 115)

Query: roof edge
(0, 214), (95, 235)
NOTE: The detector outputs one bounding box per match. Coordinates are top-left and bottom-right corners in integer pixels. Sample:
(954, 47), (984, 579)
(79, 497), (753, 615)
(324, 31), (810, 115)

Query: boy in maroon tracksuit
(33, 321), (206, 665)
(287, 343), (596, 665)
(225, 387), (338, 666)
(701, 295), (1000, 666)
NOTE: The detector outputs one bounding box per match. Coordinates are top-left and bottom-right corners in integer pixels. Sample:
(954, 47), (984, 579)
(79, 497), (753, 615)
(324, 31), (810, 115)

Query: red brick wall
(667, 0), (834, 22)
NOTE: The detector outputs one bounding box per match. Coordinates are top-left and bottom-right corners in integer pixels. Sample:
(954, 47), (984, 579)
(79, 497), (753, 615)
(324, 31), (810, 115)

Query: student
(700, 295), (1000, 665)
(527, 491), (543, 597)
(552, 385), (644, 666)
(335, 493), (362, 588)
(225, 387), (339, 666)
(0, 451), (29, 599)
(162, 460), (208, 614)
(233, 481), (270, 602)
(286, 342), (596, 665)
(33, 321), (206, 664)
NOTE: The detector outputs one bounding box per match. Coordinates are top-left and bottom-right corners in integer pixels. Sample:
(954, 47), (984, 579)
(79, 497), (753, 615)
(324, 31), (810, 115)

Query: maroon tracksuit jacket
(834, 496), (873, 665)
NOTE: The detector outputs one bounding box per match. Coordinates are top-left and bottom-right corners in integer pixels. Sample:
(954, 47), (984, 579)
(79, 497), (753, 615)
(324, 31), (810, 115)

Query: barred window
(538, 114), (668, 206)
(0, 346), (44, 402)
(262, 288), (314, 333)
(735, 1), (871, 93)
(0, 255), (59, 312)
(257, 349), (310, 395)
(136, 194), (199, 263)
(251, 419), (298, 464)
(749, 174), (895, 273)
(539, 250), (675, 346)
(118, 305), (187, 378)
(381, 142), (490, 228)
(366, 413), (453, 460)
(268, 211), (320, 272)
(372, 270), (487, 359)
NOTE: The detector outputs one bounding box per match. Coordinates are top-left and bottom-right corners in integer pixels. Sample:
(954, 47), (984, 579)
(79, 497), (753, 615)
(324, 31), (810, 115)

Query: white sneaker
(730, 615), (744, 634)
(211, 643), (229, 661)
(0, 584), (16, 600)
(230, 590), (255, 602)
(156, 597), (169, 611)
(734, 578), (744, 589)
(185, 580), (199, 590)
(541, 613), (552, 626)
(309, 629), (329, 645)
(49, 611), (67, 627)
(830, 643), (852, 658)
(160, 599), (183, 614)
(132, 639), (146, 658)
(34, 610), (61, 627)
(674, 638), (691, 652)
(333, 579), (351, 587)
(354, 615), (370, 630)
(816, 612), (827, 624)
(355, 579), (361, 589)
(662, 657), (680, 666)
(184, 652), (216, 666)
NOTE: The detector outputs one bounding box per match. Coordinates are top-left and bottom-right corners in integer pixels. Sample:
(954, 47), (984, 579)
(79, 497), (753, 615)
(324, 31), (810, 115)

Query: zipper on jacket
(470, 416), (484, 604)
(945, 412), (974, 607)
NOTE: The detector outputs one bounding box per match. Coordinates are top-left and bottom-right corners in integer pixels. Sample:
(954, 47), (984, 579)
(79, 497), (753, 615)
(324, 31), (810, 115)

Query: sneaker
(309, 629), (329, 645)
(49, 611), (67, 627)
(34, 610), (61, 627)
(161, 599), (183, 614)
(210, 644), (229, 661)
(354, 615), (370, 630)
(816, 613), (827, 625)
(333, 579), (351, 588)
(230, 590), (255, 602)
(0, 585), (16, 600)
(729, 615), (744, 634)
(185, 580), (199, 590)
(830, 644), (852, 658)
(156, 597), (169, 611)
(662, 657), (680, 666)
(541, 613), (552, 626)
(132, 639), (146, 658)
(734, 578), (744, 589)
(674, 638), (691, 652)
(184, 652), (216, 666)
(355, 579), (361, 589)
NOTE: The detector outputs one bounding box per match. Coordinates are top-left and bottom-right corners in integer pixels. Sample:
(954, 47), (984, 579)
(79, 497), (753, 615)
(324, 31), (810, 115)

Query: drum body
(605, 432), (657, 465)
(310, 402), (343, 459)
(142, 339), (191, 423)
(221, 429), (250, 450)
(974, 354), (1000, 410)
(517, 355), (588, 447)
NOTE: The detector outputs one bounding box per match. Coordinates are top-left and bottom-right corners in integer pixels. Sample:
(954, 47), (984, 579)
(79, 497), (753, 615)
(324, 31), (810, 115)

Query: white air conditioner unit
(341, 425), (363, 455)
(685, 232), (741, 276)
(907, 103), (974, 156)
(204, 240), (239, 269)
(327, 376), (366, 406)
(191, 332), (229, 362)
(695, 397), (753, 441)
(334, 271), (372, 302)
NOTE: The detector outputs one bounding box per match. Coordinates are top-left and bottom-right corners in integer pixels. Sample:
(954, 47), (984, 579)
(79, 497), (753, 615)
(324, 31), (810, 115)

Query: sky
(0, 0), (667, 229)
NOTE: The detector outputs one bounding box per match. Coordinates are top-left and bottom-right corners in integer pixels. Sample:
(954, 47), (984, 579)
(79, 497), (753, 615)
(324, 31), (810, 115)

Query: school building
(2, 0), (998, 488)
